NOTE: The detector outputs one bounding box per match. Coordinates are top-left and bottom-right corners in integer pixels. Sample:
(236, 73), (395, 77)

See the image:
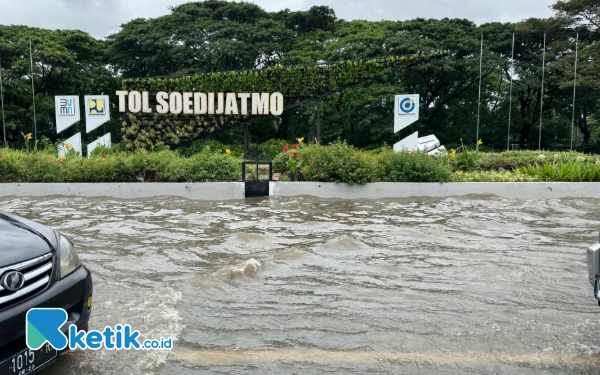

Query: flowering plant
(21, 132), (39, 153)
(282, 137), (304, 181)
(449, 138), (483, 172)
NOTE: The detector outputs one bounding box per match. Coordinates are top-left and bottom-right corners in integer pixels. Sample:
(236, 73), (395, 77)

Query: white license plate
(0, 343), (57, 375)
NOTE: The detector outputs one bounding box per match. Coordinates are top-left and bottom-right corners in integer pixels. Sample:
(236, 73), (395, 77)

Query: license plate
(0, 343), (57, 375)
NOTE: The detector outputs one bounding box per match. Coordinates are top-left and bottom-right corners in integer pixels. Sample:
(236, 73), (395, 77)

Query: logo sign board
(84, 95), (110, 133)
(394, 94), (419, 133)
(54, 96), (80, 133)
(57, 132), (82, 158)
(87, 133), (111, 158)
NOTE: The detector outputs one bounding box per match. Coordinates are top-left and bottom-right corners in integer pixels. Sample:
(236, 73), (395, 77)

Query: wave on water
(223, 258), (263, 280)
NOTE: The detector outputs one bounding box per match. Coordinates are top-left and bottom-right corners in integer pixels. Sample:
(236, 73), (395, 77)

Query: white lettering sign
(116, 91), (284, 115)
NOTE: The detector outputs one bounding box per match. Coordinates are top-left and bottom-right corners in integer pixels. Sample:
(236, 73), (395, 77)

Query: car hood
(0, 211), (58, 267)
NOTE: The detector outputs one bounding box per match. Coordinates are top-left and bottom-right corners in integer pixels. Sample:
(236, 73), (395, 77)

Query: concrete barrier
(269, 182), (600, 200)
(0, 183), (246, 200)
(1, 182), (600, 200)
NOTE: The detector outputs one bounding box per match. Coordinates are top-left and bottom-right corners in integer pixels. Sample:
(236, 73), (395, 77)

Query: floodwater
(2, 195), (600, 374)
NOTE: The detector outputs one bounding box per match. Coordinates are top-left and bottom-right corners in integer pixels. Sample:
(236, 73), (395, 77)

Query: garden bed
(2, 140), (600, 183)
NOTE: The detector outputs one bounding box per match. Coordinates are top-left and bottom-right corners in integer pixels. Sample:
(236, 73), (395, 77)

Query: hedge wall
(121, 51), (449, 150)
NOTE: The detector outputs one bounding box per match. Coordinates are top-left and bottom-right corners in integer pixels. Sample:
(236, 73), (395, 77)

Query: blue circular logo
(399, 97), (416, 114)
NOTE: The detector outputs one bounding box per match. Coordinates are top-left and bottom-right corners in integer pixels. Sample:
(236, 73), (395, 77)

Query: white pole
(0, 59), (6, 147)
(539, 32), (546, 151)
(571, 33), (579, 151)
(508, 32), (515, 151)
(29, 38), (37, 143)
(476, 33), (483, 147)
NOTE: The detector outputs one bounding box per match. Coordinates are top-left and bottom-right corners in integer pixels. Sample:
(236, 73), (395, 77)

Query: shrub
(449, 140), (483, 172)
(480, 151), (598, 171)
(517, 162), (600, 182)
(178, 140), (243, 158)
(298, 141), (377, 185)
(377, 150), (452, 182)
(452, 171), (539, 182)
(259, 139), (289, 160)
(0, 148), (242, 182)
(161, 152), (241, 182)
(272, 152), (289, 174)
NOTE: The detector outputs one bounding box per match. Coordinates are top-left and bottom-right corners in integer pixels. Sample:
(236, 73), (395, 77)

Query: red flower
(290, 151), (295, 156)
(102, 155), (107, 159)
(283, 145), (289, 152)
(292, 143), (298, 149)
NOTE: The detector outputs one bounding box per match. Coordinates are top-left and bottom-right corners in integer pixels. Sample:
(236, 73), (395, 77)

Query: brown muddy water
(2, 195), (600, 374)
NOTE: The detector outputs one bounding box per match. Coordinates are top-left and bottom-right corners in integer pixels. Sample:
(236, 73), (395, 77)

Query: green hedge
(3, 145), (600, 184)
(0, 148), (242, 182)
(273, 141), (452, 184)
(377, 150), (452, 182)
(479, 151), (600, 171)
(298, 142), (378, 185)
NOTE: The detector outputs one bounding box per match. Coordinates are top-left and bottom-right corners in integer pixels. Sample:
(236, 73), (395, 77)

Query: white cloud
(0, 0), (557, 39)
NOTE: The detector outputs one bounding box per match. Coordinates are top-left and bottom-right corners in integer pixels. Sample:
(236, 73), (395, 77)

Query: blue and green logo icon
(26, 308), (69, 350)
(26, 308), (173, 351)
(399, 97), (416, 114)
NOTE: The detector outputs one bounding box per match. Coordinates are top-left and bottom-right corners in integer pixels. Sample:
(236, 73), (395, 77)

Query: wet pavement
(2, 195), (600, 374)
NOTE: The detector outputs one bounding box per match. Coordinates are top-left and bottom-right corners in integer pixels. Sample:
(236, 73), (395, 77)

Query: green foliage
(259, 139), (289, 160)
(4, 145), (600, 184)
(121, 51), (447, 150)
(450, 140), (483, 172)
(297, 140), (377, 185)
(0, 25), (120, 145)
(0, 148), (242, 182)
(377, 150), (452, 182)
(178, 140), (243, 158)
(517, 161), (600, 182)
(89, 145), (115, 158)
(272, 152), (289, 174)
(480, 150), (599, 170)
(452, 171), (539, 182)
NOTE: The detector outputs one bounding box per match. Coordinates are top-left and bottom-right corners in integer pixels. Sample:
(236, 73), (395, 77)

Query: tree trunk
(277, 111), (289, 140)
(580, 103), (591, 144)
(519, 122), (532, 149)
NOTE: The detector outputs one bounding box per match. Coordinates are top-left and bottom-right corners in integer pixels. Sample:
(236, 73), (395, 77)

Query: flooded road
(2, 195), (600, 374)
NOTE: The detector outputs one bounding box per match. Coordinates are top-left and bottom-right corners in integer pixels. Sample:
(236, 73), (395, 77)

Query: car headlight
(59, 234), (82, 278)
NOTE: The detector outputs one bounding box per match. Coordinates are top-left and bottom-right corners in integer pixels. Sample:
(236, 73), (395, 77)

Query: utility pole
(571, 33), (579, 151)
(539, 32), (546, 150)
(476, 33), (483, 147)
(507, 33), (515, 151)
(29, 38), (37, 143)
(0, 59), (6, 147)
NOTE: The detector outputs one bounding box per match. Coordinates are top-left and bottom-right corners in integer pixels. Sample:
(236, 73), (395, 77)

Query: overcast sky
(0, 0), (556, 39)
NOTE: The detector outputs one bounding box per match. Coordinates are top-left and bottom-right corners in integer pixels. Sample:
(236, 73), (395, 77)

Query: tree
(552, 0), (600, 146)
(0, 25), (117, 145)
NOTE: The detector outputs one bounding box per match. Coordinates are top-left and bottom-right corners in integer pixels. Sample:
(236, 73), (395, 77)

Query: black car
(0, 211), (92, 374)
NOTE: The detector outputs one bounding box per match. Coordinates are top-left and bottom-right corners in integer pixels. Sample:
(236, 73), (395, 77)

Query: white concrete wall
(0, 183), (246, 200)
(1, 182), (600, 200)
(269, 182), (600, 200)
